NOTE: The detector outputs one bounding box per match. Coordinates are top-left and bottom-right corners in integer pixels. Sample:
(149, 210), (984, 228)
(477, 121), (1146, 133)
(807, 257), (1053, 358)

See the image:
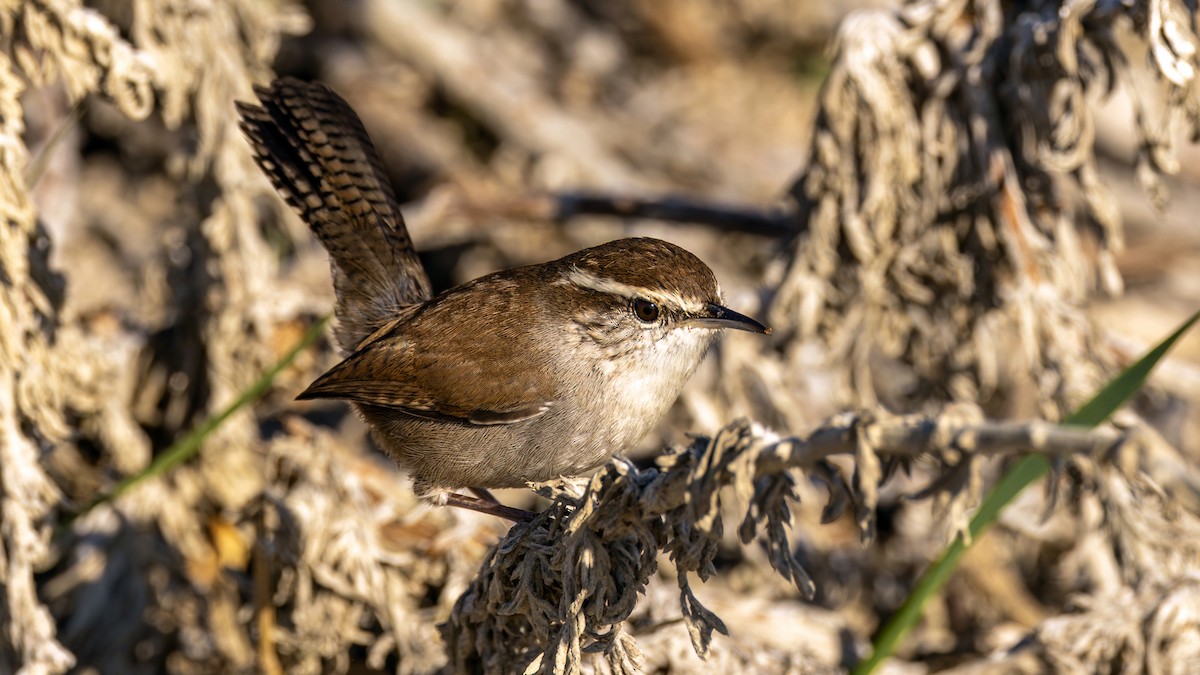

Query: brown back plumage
(236, 78), (432, 352)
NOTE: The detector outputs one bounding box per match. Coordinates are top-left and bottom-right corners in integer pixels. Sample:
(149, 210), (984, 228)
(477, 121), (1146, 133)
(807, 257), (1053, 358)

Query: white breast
(599, 327), (713, 441)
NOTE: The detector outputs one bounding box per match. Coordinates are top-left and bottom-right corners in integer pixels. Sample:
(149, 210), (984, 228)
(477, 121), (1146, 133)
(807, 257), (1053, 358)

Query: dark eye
(631, 298), (660, 323)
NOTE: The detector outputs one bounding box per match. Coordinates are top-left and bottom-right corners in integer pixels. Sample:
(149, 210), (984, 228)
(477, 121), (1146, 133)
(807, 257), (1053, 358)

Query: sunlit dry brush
(0, 0), (314, 672)
(1, 0), (1199, 674)
(768, 0), (1198, 419)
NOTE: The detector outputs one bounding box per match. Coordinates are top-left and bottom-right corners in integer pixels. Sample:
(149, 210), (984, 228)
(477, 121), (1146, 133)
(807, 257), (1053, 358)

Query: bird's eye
(631, 298), (660, 323)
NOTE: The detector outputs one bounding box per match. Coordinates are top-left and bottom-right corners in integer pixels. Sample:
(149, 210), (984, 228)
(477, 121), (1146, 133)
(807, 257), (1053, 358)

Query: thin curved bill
(689, 303), (771, 334)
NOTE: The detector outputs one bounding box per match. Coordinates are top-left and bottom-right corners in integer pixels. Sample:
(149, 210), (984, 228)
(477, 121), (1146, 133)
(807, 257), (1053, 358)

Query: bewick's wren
(238, 78), (769, 521)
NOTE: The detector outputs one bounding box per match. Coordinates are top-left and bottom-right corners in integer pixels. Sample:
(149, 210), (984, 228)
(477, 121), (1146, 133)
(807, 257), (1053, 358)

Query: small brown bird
(237, 78), (769, 520)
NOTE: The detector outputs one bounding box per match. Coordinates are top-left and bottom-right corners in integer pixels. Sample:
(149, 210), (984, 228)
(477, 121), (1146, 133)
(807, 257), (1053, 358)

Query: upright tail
(237, 78), (431, 353)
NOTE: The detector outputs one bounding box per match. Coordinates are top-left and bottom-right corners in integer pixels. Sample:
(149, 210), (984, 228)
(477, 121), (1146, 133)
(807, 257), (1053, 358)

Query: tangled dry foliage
(443, 410), (1200, 674)
(1, 0), (1200, 673)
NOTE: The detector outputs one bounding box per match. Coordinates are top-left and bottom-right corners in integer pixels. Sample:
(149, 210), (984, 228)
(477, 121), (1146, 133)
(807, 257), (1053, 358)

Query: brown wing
(296, 275), (557, 426)
(236, 78), (432, 352)
(296, 333), (554, 426)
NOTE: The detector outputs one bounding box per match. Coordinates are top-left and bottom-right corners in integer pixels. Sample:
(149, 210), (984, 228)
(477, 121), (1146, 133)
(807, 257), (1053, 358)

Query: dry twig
(444, 409), (1197, 672)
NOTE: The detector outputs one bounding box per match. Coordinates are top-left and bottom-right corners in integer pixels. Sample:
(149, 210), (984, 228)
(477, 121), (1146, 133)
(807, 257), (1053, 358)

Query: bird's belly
(358, 403), (624, 489)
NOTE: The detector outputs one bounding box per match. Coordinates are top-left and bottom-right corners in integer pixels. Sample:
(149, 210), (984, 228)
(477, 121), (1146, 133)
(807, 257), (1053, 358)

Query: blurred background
(3, 0), (1200, 673)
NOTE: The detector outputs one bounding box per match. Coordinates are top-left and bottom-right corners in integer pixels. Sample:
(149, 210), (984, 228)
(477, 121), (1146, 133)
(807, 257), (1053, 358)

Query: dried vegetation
(1, 0), (1199, 673)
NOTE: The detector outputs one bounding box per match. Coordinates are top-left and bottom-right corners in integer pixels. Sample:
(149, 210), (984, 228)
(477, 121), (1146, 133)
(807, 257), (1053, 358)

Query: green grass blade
(26, 99), (86, 188)
(65, 314), (330, 526)
(854, 308), (1200, 675)
(1062, 314), (1199, 425)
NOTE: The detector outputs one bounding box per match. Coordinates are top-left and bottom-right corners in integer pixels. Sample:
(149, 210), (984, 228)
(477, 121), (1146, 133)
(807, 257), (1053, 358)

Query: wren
(238, 78), (769, 521)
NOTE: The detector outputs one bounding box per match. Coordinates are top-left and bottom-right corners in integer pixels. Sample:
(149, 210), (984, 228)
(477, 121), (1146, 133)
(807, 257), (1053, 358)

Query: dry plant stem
(471, 191), (794, 235)
(445, 409), (1171, 672)
(555, 192), (791, 235)
(253, 514), (283, 675)
(755, 416), (1123, 475)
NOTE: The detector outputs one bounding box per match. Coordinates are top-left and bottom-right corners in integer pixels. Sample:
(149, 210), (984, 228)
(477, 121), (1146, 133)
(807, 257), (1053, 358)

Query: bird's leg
(468, 487), (499, 503)
(443, 492), (536, 522)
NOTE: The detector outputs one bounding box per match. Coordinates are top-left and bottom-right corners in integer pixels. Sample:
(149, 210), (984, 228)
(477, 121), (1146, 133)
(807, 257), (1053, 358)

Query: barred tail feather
(237, 77), (431, 352)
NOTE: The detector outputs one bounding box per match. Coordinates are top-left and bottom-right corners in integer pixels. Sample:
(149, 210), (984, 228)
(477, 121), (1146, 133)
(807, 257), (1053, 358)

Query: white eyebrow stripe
(564, 268), (708, 314)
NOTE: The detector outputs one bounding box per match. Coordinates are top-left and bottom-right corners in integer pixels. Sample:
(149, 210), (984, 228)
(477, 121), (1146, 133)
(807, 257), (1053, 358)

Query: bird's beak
(689, 302), (771, 334)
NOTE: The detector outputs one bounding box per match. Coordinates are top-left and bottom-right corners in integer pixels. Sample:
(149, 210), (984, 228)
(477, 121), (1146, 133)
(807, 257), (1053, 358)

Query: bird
(237, 78), (769, 521)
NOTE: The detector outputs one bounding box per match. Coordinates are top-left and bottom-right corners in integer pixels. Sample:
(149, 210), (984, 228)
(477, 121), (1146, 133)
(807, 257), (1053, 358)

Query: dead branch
(463, 190), (793, 235)
(444, 408), (1197, 673)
